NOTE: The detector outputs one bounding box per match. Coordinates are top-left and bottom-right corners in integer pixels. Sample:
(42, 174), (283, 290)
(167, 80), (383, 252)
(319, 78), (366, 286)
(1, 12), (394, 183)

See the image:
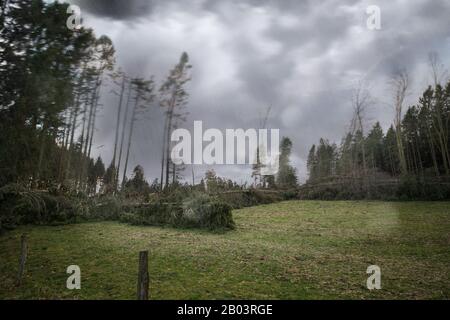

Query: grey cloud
(67, 0), (450, 183)
(71, 0), (155, 20)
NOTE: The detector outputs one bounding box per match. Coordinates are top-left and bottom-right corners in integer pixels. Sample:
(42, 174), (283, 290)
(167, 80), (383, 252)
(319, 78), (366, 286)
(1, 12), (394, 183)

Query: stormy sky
(63, 0), (450, 184)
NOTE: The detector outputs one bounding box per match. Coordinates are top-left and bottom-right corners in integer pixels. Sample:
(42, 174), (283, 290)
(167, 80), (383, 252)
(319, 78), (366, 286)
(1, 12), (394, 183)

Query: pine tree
(306, 145), (317, 182)
(365, 122), (385, 171)
(121, 78), (155, 187)
(276, 137), (298, 188)
(159, 52), (192, 188)
(0, 0), (99, 186)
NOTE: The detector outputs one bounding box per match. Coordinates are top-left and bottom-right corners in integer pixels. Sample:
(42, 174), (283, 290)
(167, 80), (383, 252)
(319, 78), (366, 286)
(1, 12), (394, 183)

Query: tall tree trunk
(395, 131), (408, 175)
(58, 108), (71, 182)
(76, 97), (89, 189)
(82, 74), (103, 192)
(112, 75), (126, 190)
(172, 161), (176, 185)
(116, 80), (132, 189)
(432, 89), (450, 172)
(160, 114), (168, 190)
(63, 108), (71, 150)
(83, 87), (96, 157)
(36, 121), (47, 187)
(80, 89), (96, 190)
(65, 92), (81, 180)
(393, 72), (409, 176)
(122, 95), (140, 187)
(164, 96), (176, 188)
(434, 120), (450, 174)
(165, 110), (174, 188)
(87, 88), (100, 161)
(112, 75), (127, 163)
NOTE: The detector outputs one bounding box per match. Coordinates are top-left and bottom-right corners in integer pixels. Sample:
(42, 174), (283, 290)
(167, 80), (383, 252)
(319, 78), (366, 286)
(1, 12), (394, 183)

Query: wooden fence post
(16, 234), (28, 286)
(137, 250), (149, 300)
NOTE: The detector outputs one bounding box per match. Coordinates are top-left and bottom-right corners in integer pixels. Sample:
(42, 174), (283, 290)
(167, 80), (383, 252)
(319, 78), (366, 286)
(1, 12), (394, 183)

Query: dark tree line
(0, 0), (104, 189)
(0, 0), (195, 197)
(307, 79), (450, 187)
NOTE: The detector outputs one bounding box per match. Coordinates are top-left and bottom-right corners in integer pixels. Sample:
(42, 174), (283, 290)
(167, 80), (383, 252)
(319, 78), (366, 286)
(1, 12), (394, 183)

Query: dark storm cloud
(64, 0), (450, 183)
(71, 0), (155, 20)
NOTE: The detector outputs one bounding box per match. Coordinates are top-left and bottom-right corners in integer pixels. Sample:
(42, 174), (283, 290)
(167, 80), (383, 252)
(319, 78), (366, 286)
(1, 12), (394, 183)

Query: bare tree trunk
(433, 112), (450, 174)
(165, 111), (173, 188)
(159, 53), (191, 188)
(65, 92), (81, 180)
(350, 81), (371, 192)
(76, 97), (89, 189)
(164, 97), (176, 188)
(112, 74), (127, 191)
(395, 132), (407, 175)
(83, 91), (95, 158)
(63, 108), (71, 150)
(116, 80), (132, 189)
(436, 134), (450, 174)
(81, 76), (102, 193)
(36, 121), (47, 186)
(87, 88), (100, 161)
(357, 114), (367, 176)
(172, 161), (176, 185)
(429, 52), (450, 172)
(160, 114), (168, 190)
(392, 72), (409, 176)
(58, 109), (71, 182)
(79, 89), (96, 189)
(122, 95), (140, 187)
(427, 127), (440, 177)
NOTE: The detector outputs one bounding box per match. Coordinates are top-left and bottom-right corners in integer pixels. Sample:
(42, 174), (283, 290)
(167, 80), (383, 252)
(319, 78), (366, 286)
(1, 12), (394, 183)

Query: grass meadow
(1, 201), (449, 300)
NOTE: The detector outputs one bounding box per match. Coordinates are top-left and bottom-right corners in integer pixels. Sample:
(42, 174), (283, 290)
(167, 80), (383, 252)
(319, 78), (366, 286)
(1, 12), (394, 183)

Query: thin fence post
(137, 250), (149, 300)
(16, 234), (28, 286)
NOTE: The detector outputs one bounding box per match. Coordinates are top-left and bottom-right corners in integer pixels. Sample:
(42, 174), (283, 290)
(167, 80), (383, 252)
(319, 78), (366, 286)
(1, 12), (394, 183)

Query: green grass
(1, 201), (449, 300)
